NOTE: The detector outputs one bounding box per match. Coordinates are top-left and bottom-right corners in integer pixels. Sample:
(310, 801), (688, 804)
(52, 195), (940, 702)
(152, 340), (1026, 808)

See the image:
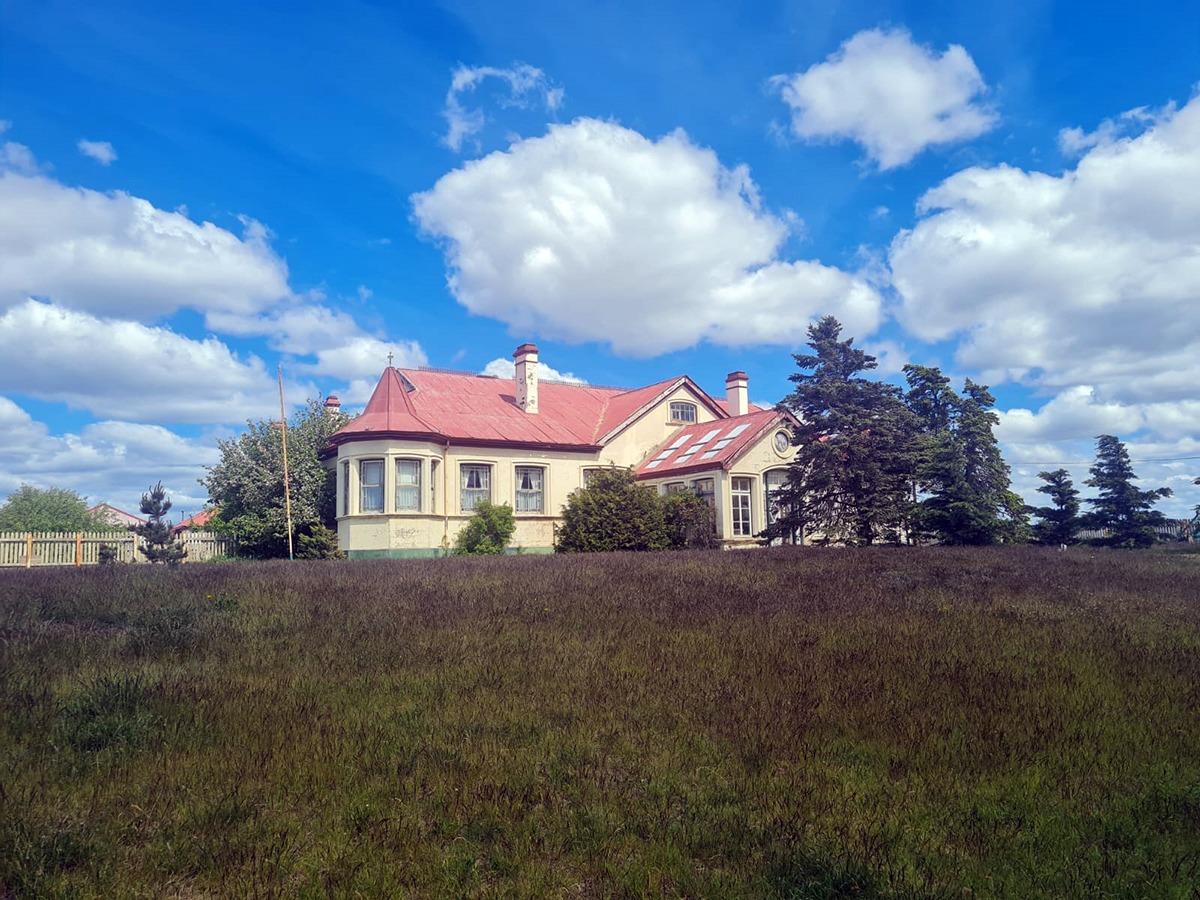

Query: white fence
(0, 531), (236, 567)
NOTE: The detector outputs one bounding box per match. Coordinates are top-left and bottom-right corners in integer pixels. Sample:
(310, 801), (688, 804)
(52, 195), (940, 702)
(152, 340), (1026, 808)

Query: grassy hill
(2, 547), (1198, 897)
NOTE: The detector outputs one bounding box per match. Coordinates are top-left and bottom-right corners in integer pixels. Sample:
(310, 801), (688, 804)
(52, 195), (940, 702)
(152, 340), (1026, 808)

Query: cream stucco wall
(599, 385), (721, 468)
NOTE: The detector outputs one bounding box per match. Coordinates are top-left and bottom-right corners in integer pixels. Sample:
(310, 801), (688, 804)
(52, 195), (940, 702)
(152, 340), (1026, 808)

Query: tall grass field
(2, 547), (1198, 897)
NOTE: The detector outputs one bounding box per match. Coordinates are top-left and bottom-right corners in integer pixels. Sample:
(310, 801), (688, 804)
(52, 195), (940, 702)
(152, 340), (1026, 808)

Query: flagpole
(278, 363), (295, 561)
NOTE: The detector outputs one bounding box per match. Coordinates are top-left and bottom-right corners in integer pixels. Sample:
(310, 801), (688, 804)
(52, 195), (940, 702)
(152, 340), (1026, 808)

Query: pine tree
(1084, 435), (1172, 548)
(137, 481), (187, 565)
(763, 316), (918, 546)
(1027, 469), (1081, 545)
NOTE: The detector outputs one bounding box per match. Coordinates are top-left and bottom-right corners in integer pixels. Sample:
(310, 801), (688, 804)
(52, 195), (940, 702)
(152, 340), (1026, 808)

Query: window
(765, 470), (788, 526)
(774, 431), (791, 454)
(396, 459), (421, 511)
(583, 468), (604, 487)
(515, 466), (544, 513)
(669, 401), (697, 423)
(460, 464), (491, 511)
(732, 477), (753, 536)
(664, 482), (686, 495)
(692, 478), (715, 509)
(342, 462), (350, 516)
(360, 459), (384, 513)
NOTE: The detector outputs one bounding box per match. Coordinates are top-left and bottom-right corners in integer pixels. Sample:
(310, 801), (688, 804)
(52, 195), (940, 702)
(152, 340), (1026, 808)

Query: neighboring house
(89, 503), (146, 529)
(323, 343), (798, 558)
(172, 509), (216, 535)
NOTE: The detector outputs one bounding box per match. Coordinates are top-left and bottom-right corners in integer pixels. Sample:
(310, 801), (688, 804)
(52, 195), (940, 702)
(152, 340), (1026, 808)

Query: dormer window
(669, 401), (697, 423)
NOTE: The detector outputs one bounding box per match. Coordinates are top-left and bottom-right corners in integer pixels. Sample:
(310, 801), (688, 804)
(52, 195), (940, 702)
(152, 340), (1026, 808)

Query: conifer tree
(1028, 469), (1081, 545)
(905, 368), (1025, 545)
(137, 481), (187, 565)
(1084, 435), (1172, 548)
(763, 316), (918, 546)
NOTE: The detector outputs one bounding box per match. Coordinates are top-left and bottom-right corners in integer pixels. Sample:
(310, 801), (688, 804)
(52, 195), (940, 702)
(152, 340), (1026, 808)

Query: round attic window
(773, 431), (790, 454)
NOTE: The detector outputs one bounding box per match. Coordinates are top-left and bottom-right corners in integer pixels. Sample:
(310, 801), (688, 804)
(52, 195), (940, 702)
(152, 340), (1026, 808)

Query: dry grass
(2, 547), (1198, 897)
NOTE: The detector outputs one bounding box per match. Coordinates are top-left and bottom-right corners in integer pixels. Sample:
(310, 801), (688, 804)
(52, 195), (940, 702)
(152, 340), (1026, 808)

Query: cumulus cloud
(0, 299), (291, 424)
(0, 398), (218, 515)
(442, 63), (563, 153)
(0, 169), (290, 320)
(481, 357), (585, 384)
(77, 139), (117, 165)
(890, 91), (1200, 402)
(413, 118), (882, 356)
(772, 28), (996, 169)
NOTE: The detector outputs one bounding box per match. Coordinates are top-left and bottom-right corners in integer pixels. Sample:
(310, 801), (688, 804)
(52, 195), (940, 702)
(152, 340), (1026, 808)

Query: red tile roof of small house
(634, 408), (788, 479)
(326, 367), (733, 453)
(172, 509), (215, 533)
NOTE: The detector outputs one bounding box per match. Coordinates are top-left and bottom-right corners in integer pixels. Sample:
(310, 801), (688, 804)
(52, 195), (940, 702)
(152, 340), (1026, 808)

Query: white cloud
(1, 141), (40, 175)
(0, 399), (217, 515)
(0, 169), (290, 320)
(77, 139), (117, 165)
(481, 357), (585, 384)
(772, 28), (996, 170)
(889, 91), (1200, 403)
(303, 336), (427, 382)
(442, 63), (563, 153)
(413, 117), (882, 356)
(0, 299), (291, 424)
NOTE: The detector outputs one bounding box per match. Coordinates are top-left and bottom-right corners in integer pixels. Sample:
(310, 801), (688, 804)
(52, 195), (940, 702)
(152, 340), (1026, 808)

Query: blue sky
(2, 0), (1199, 521)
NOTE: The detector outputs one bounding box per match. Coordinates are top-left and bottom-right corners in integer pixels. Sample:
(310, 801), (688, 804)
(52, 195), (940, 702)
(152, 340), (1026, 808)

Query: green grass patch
(1, 548), (1199, 896)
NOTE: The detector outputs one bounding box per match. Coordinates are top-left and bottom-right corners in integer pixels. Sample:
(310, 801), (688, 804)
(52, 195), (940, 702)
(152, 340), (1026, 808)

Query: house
(172, 509), (216, 535)
(89, 503), (146, 529)
(323, 343), (798, 558)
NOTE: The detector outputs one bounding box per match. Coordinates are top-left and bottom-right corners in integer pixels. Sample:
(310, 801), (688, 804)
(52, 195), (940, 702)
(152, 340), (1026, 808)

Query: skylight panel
(645, 459), (663, 469)
(710, 438), (734, 452)
(700, 449), (721, 460)
(726, 423), (750, 438)
(698, 428), (721, 444)
(667, 434), (689, 450)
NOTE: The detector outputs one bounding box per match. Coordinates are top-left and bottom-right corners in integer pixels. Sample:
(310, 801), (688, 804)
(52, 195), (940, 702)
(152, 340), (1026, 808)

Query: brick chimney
(725, 371), (748, 417)
(514, 343), (539, 414)
(324, 395), (341, 416)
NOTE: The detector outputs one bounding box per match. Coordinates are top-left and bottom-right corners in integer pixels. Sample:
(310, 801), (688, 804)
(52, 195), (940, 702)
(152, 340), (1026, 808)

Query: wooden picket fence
(0, 531), (236, 568)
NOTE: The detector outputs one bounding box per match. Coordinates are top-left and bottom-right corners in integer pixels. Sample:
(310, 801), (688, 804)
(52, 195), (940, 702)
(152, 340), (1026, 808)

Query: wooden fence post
(26, 533), (33, 568)
(76, 532), (83, 567)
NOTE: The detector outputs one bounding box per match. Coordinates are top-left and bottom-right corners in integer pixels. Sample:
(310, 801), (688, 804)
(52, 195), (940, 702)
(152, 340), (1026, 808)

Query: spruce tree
(763, 316), (918, 546)
(1028, 469), (1081, 545)
(1084, 435), (1172, 548)
(137, 481), (187, 565)
(905, 368), (1025, 545)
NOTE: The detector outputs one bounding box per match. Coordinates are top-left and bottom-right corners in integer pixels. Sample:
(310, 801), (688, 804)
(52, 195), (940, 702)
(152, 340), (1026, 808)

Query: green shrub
(297, 524), (344, 560)
(662, 490), (718, 550)
(454, 501), (516, 555)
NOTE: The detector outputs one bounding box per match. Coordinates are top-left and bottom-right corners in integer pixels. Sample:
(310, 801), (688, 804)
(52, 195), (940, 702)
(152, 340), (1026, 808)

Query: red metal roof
(173, 508), (215, 533)
(635, 408), (786, 479)
(329, 367), (722, 451)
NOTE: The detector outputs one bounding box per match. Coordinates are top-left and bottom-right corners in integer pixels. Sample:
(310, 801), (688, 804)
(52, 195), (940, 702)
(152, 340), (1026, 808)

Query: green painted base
(346, 546), (554, 560)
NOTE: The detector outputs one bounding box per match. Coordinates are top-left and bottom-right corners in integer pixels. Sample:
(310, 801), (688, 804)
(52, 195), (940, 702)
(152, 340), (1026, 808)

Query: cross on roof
(387, 351), (394, 367)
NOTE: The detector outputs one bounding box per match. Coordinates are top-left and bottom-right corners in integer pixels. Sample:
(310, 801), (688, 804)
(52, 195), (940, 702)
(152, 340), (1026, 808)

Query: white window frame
(663, 482), (687, 495)
(460, 463), (492, 512)
(514, 465), (545, 513)
(395, 458), (421, 512)
(692, 477), (715, 508)
(341, 461), (350, 516)
(732, 476), (753, 537)
(360, 459), (385, 514)
(669, 401), (697, 423)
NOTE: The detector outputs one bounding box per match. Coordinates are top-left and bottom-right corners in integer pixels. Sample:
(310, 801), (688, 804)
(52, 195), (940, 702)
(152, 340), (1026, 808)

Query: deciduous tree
(454, 501), (516, 555)
(0, 485), (119, 532)
(201, 399), (353, 558)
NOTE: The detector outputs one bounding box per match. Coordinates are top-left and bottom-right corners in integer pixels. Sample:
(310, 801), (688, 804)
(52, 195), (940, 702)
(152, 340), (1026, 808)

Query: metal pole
(278, 364), (295, 561)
